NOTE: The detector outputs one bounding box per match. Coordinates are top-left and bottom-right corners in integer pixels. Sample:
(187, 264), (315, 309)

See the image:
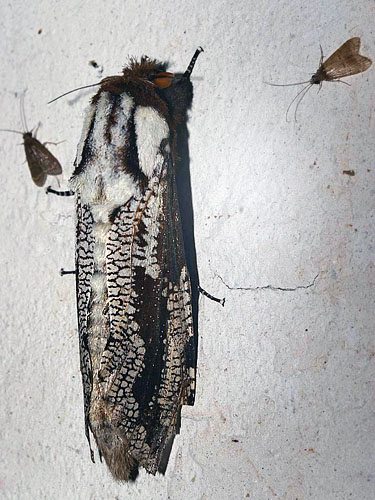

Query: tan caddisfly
(266, 37), (372, 121)
(0, 94), (62, 186)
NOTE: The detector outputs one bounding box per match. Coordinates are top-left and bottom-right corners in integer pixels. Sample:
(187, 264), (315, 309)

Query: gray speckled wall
(0, 1), (374, 499)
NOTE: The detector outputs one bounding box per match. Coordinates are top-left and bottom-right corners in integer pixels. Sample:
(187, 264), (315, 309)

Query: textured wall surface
(1, 1), (374, 499)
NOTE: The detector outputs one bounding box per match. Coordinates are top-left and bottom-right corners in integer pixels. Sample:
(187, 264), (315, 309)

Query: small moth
(0, 97), (62, 186)
(68, 48), (203, 481)
(267, 37), (372, 121)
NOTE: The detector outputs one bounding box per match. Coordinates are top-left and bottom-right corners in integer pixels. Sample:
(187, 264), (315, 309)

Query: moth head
(117, 49), (203, 126)
(310, 72), (322, 85)
(151, 72), (175, 89)
(123, 56), (174, 89)
(47, 49), (203, 108)
(156, 47), (204, 125)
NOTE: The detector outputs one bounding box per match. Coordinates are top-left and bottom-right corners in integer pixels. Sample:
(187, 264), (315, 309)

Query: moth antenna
(285, 82), (312, 122)
(265, 80), (311, 87)
(334, 80), (351, 86)
(183, 47), (204, 78)
(293, 83), (313, 122)
(33, 122), (41, 138)
(319, 44), (324, 66)
(0, 128), (24, 135)
(20, 91), (29, 133)
(48, 82), (101, 104)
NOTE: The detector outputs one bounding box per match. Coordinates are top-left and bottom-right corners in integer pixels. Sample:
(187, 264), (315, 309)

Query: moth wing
(323, 37), (372, 79)
(23, 140), (47, 186)
(75, 196), (95, 450)
(26, 161), (47, 186)
(25, 137), (62, 177)
(100, 155), (194, 473)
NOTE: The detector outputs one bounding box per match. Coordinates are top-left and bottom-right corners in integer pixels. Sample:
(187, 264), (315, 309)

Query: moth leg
(198, 286), (225, 307)
(43, 140), (66, 146)
(319, 44), (324, 65)
(46, 186), (74, 196)
(333, 80), (351, 86)
(60, 268), (76, 276)
(33, 122), (42, 138)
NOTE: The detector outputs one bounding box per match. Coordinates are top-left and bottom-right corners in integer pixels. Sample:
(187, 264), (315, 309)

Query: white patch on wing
(72, 92), (138, 210)
(120, 93), (134, 127)
(109, 94), (133, 149)
(134, 106), (169, 177)
(90, 203), (114, 222)
(92, 224), (107, 269)
(102, 171), (136, 208)
(91, 272), (106, 297)
(91, 92), (112, 152)
(92, 222), (109, 243)
(90, 303), (104, 323)
(134, 182), (162, 279)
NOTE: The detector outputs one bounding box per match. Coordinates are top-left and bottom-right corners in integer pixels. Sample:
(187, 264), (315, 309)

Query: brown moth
(266, 37), (372, 121)
(0, 97), (62, 186)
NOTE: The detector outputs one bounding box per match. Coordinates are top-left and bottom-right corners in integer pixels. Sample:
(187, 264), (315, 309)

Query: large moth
(70, 48), (203, 481)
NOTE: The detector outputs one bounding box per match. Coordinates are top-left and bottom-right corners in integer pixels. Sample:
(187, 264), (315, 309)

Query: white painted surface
(0, 1), (374, 499)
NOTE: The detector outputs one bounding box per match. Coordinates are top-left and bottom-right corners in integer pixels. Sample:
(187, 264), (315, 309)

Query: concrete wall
(1, 1), (374, 498)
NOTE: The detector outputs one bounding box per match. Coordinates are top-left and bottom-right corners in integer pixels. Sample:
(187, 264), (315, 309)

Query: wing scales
(99, 156), (194, 472)
(75, 196), (95, 449)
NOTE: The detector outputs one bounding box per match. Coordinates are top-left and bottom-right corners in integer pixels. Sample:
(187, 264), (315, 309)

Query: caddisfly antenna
(291, 83), (313, 122)
(265, 80), (311, 87)
(265, 80), (313, 121)
(20, 91), (29, 132)
(0, 128), (24, 135)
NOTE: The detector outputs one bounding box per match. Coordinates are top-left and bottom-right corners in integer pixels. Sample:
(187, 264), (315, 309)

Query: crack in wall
(216, 272), (320, 292)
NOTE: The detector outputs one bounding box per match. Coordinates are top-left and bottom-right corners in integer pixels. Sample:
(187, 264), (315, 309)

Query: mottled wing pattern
(75, 195), (95, 448)
(163, 160), (196, 408)
(101, 154), (194, 473)
(323, 37), (372, 80)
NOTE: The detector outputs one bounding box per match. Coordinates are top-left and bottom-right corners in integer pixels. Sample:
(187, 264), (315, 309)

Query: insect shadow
(0, 93), (63, 186)
(266, 37), (372, 122)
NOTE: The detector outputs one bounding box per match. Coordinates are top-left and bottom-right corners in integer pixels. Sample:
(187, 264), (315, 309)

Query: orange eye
(152, 72), (174, 89)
